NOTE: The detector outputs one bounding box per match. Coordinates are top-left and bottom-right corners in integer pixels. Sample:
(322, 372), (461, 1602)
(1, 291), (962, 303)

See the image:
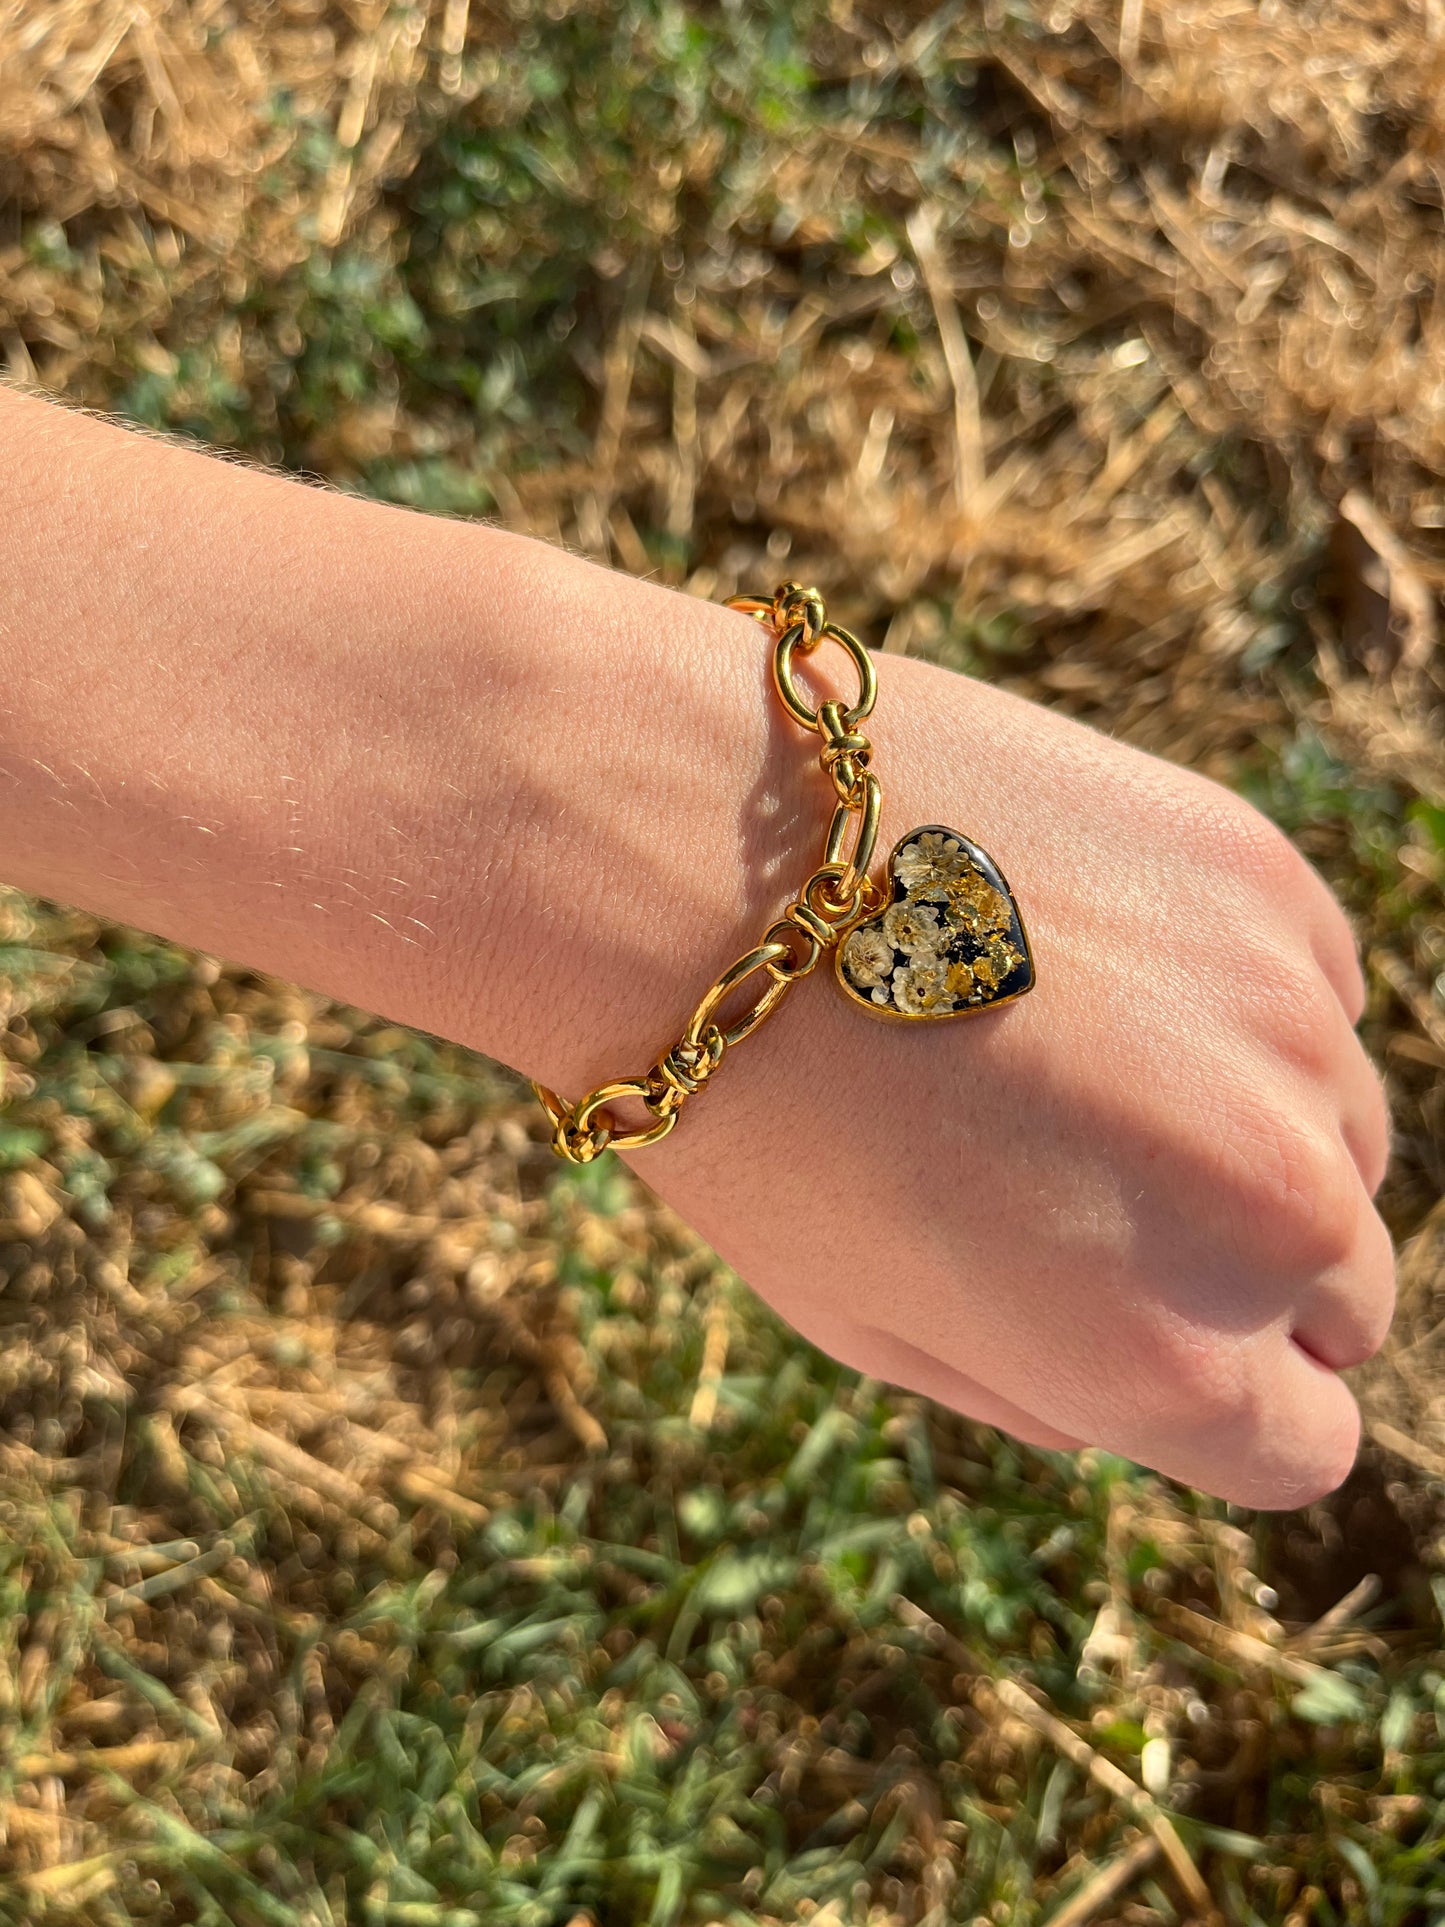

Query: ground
(1, 3), (1444, 1922)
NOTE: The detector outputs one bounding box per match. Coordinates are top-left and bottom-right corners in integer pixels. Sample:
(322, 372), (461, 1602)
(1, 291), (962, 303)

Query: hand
(610, 645), (1394, 1509)
(0, 390), (1390, 1506)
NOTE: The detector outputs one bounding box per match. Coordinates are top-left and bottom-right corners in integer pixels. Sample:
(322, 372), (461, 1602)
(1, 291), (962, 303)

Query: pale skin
(0, 385), (1395, 1507)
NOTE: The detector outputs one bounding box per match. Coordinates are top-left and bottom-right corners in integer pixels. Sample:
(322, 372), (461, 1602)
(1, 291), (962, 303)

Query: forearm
(0, 386), (815, 1090)
(0, 392), (1398, 1508)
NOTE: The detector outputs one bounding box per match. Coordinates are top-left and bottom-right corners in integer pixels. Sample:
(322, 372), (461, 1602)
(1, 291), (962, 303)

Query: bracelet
(532, 582), (1035, 1164)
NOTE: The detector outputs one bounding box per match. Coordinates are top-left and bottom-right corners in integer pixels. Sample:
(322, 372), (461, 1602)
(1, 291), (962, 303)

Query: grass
(2, 2), (1445, 1921)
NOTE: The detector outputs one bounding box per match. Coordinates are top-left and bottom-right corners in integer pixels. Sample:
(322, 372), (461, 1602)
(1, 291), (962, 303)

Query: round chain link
(532, 583), (884, 1163)
(771, 618), (877, 733)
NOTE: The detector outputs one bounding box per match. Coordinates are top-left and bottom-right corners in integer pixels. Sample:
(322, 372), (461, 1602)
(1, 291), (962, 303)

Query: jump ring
(760, 918), (822, 980)
(773, 620), (877, 733)
(572, 1078), (678, 1153)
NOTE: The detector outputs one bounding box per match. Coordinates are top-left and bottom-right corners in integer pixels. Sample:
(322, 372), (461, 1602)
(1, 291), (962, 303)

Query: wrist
(0, 390), (904, 1105)
(465, 560), (823, 1094)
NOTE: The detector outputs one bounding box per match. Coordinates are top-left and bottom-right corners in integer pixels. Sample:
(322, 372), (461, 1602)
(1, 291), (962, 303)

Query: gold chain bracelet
(532, 581), (1036, 1164)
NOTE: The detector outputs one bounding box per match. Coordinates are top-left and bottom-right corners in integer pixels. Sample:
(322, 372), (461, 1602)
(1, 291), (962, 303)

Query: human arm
(0, 384), (1394, 1506)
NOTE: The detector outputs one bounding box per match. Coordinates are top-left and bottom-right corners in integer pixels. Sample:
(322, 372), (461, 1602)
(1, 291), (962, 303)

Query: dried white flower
(891, 955), (952, 1014)
(842, 925), (894, 990)
(895, 832), (968, 894)
(882, 899), (942, 955)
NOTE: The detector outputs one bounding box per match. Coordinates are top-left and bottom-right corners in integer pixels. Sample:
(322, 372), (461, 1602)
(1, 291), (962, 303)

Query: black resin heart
(836, 824), (1035, 1020)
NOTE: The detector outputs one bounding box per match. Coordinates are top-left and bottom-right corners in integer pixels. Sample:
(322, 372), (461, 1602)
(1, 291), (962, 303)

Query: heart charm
(836, 825), (1035, 1021)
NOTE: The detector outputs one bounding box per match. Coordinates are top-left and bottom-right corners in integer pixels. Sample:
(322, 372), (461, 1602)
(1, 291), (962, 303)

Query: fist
(631, 649), (1394, 1509)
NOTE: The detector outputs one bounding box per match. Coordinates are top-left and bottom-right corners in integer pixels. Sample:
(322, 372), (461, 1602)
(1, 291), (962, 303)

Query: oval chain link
(532, 583), (883, 1163)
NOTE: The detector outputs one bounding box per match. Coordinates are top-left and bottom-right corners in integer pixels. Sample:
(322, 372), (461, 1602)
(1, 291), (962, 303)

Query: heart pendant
(836, 825), (1035, 1021)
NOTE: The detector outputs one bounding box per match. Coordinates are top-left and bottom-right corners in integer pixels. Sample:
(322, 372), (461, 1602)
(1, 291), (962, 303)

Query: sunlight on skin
(0, 385), (1394, 1508)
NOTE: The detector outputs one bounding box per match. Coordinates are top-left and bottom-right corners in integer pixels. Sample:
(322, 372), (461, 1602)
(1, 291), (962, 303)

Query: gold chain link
(532, 583), (885, 1164)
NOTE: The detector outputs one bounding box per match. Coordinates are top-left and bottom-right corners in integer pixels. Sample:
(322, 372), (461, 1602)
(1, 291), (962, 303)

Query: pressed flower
(891, 956), (951, 1014)
(896, 831), (969, 894)
(882, 899), (942, 955)
(842, 925), (894, 990)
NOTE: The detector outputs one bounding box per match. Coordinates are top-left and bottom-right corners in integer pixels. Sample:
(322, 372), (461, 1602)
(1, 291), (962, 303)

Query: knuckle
(1358, 1068), (1394, 1196)
(1309, 1407), (1364, 1503)
(1252, 952), (1343, 1078)
(1227, 1102), (1360, 1272)
(1233, 806), (1308, 889)
(1244, 1397), (1361, 1510)
(1186, 1337), (1361, 1509)
(1353, 1208), (1399, 1351)
(1291, 1217), (1397, 1372)
(1317, 899), (1369, 1021)
(1192, 787), (1309, 894)
(1134, 1315), (1252, 1433)
(1338, 952), (1368, 1028)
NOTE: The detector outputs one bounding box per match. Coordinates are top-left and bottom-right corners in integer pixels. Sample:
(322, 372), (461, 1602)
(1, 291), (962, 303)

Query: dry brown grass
(2, 3), (1445, 1920)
